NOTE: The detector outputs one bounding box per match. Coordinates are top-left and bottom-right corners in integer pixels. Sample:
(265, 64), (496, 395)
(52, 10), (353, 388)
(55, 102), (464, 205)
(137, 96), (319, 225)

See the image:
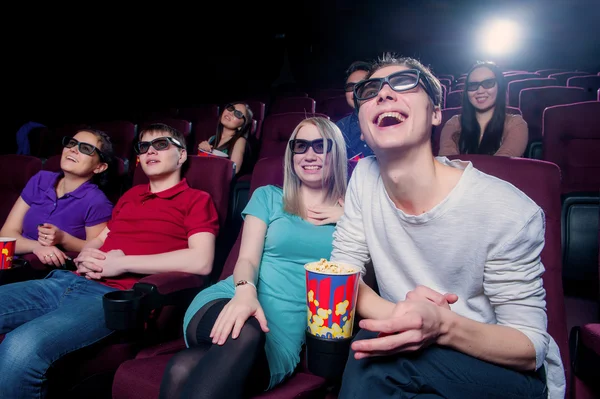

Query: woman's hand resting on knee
(210, 286), (269, 345)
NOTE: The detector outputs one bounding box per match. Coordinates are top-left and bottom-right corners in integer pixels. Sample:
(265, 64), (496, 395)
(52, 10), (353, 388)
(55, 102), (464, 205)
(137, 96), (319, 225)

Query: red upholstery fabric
(245, 100), (266, 139)
(317, 96), (353, 122)
(519, 86), (588, 142)
(581, 323), (600, 356)
(448, 154), (570, 395)
(542, 101), (600, 193)
(258, 112), (329, 160)
(177, 105), (220, 146)
(269, 97), (316, 115)
(507, 78), (558, 108)
(0, 155), (42, 226)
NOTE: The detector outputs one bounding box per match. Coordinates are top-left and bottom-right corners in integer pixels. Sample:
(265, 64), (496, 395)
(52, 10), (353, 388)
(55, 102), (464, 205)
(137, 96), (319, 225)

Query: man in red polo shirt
(0, 123), (219, 399)
(74, 123), (219, 289)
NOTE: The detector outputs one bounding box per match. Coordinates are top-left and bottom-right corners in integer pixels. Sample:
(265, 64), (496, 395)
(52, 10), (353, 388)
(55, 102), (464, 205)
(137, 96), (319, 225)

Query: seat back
(542, 101), (600, 193)
(244, 100), (266, 139)
(445, 90), (463, 108)
(548, 71), (591, 86)
(447, 154), (570, 395)
(567, 76), (600, 100)
(535, 69), (567, 78)
(317, 96), (353, 122)
(519, 86), (588, 142)
(269, 97), (316, 115)
(507, 78), (558, 108)
(91, 121), (137, 162)
(0, 155), (43, 226)
(133, 156), (234, 231)
(139, 118), (192, 138)
(310, 88), (345, 105)
(503, 73), (540, 86)
(258, 112), (329, 160)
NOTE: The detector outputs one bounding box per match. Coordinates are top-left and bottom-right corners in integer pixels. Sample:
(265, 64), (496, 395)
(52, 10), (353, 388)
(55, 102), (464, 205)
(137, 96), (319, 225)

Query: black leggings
(159, 299), (270, 399)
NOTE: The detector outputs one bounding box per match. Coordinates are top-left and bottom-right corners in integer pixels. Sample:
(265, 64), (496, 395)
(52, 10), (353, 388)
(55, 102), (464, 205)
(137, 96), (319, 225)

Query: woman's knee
(163, 351), (196, 386)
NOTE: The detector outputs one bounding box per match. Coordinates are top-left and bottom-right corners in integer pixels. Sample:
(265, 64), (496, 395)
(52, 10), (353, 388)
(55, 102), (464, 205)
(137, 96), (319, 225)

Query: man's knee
(0, 329), (50, 377)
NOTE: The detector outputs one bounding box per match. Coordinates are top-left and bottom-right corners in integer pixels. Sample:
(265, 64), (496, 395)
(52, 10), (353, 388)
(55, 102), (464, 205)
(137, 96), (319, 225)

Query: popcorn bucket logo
(305, 260), (360, 339)
(0, 237), (17, 270)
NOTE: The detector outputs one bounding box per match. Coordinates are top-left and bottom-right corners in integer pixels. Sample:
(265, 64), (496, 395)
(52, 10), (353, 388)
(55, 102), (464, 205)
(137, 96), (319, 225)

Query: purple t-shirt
(20, 171), (113, 241)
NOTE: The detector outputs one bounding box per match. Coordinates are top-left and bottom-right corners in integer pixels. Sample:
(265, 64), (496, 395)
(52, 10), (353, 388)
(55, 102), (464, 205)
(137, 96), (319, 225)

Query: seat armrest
(133, 272), (209, 310)
(136, 272), (207, 296)
(570, 325), (600, 387)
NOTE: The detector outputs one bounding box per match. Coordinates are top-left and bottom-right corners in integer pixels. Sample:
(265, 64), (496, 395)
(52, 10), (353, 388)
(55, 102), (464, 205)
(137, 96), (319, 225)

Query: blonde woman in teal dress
(160, 117), (349, 399)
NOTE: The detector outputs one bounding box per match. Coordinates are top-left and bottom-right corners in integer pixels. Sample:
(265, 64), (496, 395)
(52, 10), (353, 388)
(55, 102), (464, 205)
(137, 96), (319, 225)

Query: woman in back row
(439, 61), (528, 157)
(197, 102), (254, 175)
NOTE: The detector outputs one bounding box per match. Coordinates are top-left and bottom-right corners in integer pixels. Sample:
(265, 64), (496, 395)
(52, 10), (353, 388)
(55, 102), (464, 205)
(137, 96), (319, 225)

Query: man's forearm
(121, 248), (213, 276)
(356, 281), (395, 320)
(438, 311), (538, 371)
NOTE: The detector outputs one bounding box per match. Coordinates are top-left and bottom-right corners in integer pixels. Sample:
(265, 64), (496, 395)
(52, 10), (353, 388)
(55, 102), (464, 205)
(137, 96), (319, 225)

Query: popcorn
(305, 259), (358, 274)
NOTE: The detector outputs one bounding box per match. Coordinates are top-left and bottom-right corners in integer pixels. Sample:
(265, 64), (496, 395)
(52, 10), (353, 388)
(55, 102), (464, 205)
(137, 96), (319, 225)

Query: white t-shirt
(330, 156), (565, 399)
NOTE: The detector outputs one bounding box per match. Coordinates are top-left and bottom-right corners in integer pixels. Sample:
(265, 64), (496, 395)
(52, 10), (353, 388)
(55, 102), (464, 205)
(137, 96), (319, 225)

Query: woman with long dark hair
(197, 102), (253, 175)
(439, 61), (528, 157)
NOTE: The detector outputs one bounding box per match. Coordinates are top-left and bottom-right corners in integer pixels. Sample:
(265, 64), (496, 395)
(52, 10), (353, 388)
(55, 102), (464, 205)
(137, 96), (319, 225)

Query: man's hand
(75, 248), (107, 279)
(405, 285), (458, 310)
(351, 298), (449, 359)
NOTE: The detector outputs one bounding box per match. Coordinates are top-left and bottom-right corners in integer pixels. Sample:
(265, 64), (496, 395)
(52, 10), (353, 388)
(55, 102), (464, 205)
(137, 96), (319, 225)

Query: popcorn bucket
(0, 237), (17, 270)
(304, 259), (360, 380)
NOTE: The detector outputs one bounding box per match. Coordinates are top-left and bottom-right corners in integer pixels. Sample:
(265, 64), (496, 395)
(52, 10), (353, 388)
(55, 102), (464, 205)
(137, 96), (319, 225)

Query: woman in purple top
(0, 129), (114, 268)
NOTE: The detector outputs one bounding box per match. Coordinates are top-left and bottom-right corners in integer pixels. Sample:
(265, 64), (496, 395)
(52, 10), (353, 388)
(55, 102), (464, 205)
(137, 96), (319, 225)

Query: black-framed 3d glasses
(134, 136), (184, 155)
(62, 136), (105, 160)
(225, 104), (246, 121)
(466, 78), (497, 92)
(289, 138), (334, 154)
(353, 69), (435, 108)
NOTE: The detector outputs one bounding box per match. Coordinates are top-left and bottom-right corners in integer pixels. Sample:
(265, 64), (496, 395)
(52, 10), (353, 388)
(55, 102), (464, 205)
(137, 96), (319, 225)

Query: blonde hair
(283, 117), (348, 217)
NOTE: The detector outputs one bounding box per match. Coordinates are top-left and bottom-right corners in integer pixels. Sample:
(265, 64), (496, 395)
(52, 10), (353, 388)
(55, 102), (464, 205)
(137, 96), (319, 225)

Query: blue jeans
(339, 329), (547, 399)
(0, 270), (117, 399)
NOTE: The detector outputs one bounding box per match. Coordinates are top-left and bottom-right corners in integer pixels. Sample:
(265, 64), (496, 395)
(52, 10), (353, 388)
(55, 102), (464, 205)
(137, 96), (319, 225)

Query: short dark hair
(345, 61), (371, 81)
(139, 123), (187, 152)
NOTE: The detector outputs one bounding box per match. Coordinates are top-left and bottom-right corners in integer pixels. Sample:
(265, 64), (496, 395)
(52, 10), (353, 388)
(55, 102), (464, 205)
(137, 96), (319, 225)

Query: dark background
(5, 0), (599, 129)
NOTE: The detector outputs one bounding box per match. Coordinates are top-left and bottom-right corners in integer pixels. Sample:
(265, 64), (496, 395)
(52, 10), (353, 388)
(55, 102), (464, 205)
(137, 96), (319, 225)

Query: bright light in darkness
(480, 19), (520, 55)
